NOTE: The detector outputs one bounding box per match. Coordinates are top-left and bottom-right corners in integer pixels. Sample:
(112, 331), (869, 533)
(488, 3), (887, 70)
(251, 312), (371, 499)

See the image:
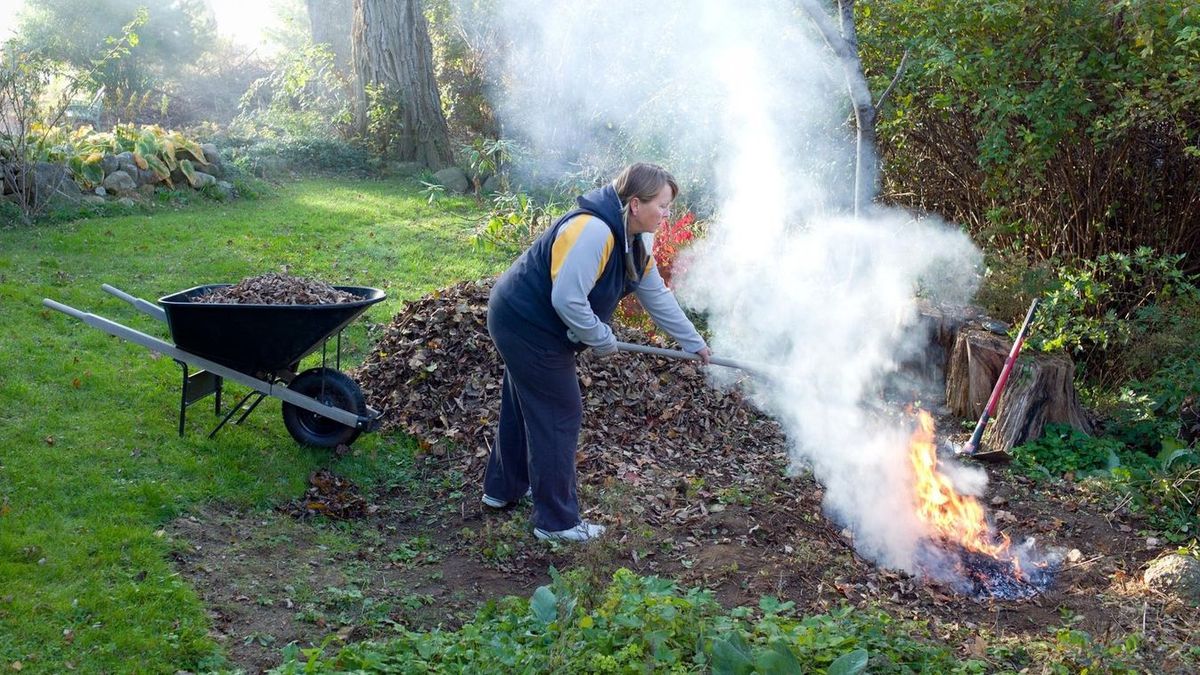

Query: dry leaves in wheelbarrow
(196, 273), (359, 305)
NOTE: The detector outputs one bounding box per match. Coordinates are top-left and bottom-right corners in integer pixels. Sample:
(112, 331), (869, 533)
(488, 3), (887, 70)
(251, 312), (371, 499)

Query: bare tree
(351, 0), (453, 169)
(797, 0), (908, 216)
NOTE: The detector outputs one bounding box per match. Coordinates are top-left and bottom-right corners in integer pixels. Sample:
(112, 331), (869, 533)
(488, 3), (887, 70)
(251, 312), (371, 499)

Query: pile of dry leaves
(195, 273), (359, 305)
(354, 279), (788, 522)
(279, 469), (375, 520)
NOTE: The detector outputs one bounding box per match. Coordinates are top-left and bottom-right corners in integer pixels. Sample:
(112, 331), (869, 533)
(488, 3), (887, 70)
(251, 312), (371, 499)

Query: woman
(483, 162), (711, 543)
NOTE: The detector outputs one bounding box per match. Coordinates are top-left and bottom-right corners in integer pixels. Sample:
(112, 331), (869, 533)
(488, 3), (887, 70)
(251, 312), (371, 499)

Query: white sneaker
(481, 488), (532, 509)
(533, 521), (606, 543)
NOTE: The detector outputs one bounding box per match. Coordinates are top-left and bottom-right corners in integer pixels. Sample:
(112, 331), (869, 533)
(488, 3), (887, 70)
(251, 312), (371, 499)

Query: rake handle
(614, 341), (773, 378)
(959, 298), (1041, 456)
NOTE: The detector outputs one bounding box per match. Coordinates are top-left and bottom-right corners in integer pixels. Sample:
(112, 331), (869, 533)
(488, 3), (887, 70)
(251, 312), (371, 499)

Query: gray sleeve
(635, 262), (707, 353)
(549, 217), (618, 352)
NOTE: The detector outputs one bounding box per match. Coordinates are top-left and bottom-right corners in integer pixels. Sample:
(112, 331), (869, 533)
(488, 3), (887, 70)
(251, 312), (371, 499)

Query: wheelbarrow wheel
(281, 368), (366, 448)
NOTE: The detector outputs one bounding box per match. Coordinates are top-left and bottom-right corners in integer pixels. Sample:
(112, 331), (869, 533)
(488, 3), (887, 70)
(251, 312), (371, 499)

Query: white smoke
(473, 0), (986, 573)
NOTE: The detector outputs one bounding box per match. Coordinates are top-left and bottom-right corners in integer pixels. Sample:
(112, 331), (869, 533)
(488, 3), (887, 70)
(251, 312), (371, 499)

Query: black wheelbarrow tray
(43, 283), (386, 448)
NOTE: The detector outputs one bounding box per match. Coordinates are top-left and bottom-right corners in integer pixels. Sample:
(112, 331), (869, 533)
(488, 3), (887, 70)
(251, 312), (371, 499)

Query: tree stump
(892, 302), (981, 403)
(946, 326), (1092, 455)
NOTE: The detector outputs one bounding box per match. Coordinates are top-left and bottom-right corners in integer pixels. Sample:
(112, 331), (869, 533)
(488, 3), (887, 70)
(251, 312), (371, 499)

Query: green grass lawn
(0, 178), (506, 672)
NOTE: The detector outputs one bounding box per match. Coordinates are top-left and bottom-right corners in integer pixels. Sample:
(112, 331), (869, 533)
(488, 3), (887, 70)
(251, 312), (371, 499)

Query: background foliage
(859, 0), (1200, 268)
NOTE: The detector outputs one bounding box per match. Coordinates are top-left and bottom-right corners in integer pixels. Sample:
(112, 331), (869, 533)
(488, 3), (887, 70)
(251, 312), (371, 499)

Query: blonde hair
(612, 163), (679, 208)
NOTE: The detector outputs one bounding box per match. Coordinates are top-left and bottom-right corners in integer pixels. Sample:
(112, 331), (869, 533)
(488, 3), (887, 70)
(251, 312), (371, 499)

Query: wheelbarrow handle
(614, 341), (774, 379)
(102, 283), (167, 323)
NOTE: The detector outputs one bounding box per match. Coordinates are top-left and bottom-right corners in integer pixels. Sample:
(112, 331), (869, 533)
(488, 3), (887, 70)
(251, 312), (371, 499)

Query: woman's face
(628, 185), (673, 235)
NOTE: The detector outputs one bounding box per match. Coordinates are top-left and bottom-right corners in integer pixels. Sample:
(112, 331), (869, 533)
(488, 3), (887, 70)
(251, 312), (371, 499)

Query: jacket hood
(575, 184), (624, 236)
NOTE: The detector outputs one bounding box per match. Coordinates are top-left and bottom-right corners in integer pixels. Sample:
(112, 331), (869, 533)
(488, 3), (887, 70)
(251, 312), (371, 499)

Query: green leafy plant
(472, 190), (564, 255)
(235, 41), (353, 142)
(1012, 424), (1135, 477)
(274, 568), (976, 673)
(364, 82), (404, 160)
(860, 0), (1200, 264)
(1024, 248), (1199, 381)
(463, 137), (515, 194)
(0, 10), (145, 221)
(1112, 449), (1200, 543)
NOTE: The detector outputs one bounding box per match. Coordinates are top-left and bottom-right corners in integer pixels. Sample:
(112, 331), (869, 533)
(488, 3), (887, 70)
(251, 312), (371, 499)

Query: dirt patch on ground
(168, 449), (1196, 673)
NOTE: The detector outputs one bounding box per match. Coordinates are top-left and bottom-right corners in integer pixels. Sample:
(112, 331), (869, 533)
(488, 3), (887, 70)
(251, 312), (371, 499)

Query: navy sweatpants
(483, 299), (584, 532)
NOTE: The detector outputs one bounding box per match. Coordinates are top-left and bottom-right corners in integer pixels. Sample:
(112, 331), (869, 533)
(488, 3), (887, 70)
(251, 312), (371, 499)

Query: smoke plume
(474, 0), (986, 573)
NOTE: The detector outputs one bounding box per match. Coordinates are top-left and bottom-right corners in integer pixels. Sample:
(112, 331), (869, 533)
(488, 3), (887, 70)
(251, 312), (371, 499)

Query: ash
(953, 547), (1056, 600)
(917, 540), (1058, 601)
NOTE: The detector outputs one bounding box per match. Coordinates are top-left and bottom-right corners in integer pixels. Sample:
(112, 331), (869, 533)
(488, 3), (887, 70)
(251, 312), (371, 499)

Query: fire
(908, 410), (1019, 569)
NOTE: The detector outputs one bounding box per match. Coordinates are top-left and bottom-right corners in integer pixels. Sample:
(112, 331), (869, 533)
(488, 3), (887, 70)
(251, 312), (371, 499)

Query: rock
(481, 174), (501, 194)
(81, 194), (106, 206)
(137, 184), (156, 199)
(1143, 554), (1200, 602)
(136, 168), (160, 186)
(117, 197), (136, 208)
(31, 162), (82, 208)
(215, 180), (235, 200)
(101, 154), (119, 176)
(114, 151), (138, 177)
(190, 171), (217, 189)
(199, 143), (224, 178)
(94, 186), (107, 197)
(200, 143), (220, 165)
(102, 170), (137, 196)
(433, 166), (470, 194)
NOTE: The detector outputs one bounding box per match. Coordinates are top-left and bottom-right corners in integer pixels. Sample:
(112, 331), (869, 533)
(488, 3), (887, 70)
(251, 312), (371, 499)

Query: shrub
(472, 190), (565, 256)
(0, 12), (143, 221)
(615, 211), (703, 333)
(1018, 249), (1200, 383)
(1112, 448), (1200, 544)
(226, 136), (372, 177)
(860, 0), (1200, 267)
(233, 42), (353, 142)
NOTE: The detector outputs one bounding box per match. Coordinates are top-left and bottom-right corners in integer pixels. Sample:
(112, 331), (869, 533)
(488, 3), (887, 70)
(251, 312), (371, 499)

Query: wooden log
(946, 326), (1092, 455)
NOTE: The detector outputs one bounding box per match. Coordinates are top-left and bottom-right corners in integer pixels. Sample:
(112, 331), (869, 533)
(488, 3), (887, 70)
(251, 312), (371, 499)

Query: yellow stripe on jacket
(550, 215), (615, 283)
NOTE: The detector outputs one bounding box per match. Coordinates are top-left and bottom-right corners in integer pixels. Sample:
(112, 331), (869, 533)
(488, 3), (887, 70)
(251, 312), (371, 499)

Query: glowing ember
(908, 410), (1055, 599)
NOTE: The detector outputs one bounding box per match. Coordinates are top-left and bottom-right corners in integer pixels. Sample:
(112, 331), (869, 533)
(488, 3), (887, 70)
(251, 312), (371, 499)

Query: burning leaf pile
(908, 410), (1058, 599)
(195, 273), (359, 305)
(354, 279), (787, 522)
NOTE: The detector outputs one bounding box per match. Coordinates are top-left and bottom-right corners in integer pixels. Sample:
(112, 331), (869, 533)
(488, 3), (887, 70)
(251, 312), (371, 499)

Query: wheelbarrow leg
(207, 390), (268, 439)
(177, 361), (225, 437)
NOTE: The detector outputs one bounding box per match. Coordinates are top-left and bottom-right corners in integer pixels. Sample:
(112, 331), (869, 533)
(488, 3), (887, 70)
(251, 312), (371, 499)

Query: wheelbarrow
(42, 283), (386, 448)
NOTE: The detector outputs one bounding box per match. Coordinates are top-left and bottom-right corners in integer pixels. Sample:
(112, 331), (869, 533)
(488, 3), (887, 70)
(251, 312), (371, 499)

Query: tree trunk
(305, 0), (353, 74)
(797, 0), (877, 215)
(351, 0), (453, 169)
(946, 326), (1092, 455)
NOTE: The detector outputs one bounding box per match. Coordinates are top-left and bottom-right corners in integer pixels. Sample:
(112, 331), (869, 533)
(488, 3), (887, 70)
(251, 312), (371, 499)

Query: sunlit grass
(0, 178), (505, 671)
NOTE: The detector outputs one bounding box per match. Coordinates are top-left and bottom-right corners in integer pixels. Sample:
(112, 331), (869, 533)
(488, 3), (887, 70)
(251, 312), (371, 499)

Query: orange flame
(909, 410), (1020, 571)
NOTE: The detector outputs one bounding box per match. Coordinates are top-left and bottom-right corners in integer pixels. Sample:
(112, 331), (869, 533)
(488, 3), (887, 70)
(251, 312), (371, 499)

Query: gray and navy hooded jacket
(490, 183), (706, 355)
